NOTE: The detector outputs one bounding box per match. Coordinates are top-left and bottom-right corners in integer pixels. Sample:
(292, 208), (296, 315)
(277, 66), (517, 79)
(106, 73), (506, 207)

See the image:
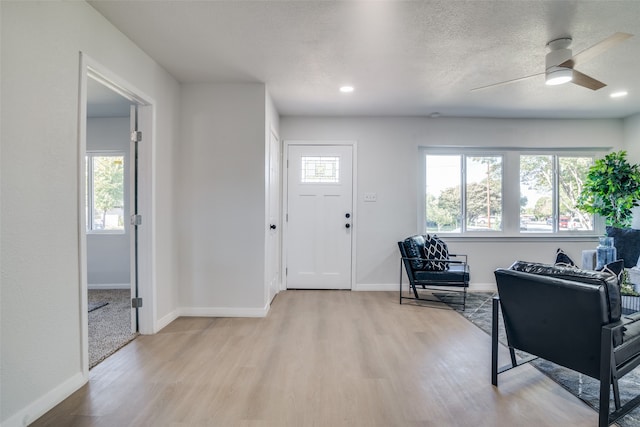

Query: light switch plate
(364, 192), (377, 202)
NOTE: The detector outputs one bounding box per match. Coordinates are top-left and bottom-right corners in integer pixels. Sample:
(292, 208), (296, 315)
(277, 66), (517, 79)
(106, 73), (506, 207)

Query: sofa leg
(612, 373), (621, 410)
(399, 260), (402, 304)
(491, 297), (499, 386)
(599, 329), (614, 427)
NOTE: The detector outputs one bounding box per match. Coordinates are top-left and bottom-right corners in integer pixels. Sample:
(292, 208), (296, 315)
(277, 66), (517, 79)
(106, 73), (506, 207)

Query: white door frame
(282, 140), (358, 291)
(78, 53), (157, 377)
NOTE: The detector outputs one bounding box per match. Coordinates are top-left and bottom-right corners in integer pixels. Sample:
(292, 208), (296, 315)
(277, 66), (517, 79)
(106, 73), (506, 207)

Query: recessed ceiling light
(339, 86), (354, 93)
(610, 91), (628, 98)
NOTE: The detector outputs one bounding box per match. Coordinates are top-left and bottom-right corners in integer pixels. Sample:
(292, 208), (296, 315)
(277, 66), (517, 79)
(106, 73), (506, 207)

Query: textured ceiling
(89, 1), (640, 119)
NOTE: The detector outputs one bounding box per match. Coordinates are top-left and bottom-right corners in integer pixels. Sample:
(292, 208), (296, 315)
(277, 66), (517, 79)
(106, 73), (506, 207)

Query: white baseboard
(154, 304), (273, 333)
(1, 372), (86, 427)
(178, 304), (269, 318)
(88, 283), (130, 290)
(353, 283), (496, 292)
(155, 309), (181, 332)
(353, 283), (397, 291)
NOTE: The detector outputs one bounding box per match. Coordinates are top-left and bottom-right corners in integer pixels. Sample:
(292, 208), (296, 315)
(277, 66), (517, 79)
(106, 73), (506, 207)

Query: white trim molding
(353, 283), (398, 291)
(156, 310), (181, 332)
(178, 304), (270, 318)
(354, 283), (497, 292)
(154, 304), (272, 332)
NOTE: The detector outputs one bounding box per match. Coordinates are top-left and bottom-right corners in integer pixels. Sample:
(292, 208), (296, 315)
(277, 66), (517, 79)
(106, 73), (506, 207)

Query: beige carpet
(88, 289), (138, 368)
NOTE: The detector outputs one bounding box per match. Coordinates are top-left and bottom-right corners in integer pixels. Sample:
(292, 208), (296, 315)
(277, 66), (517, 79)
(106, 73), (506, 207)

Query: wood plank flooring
(32, 291), (607, 426)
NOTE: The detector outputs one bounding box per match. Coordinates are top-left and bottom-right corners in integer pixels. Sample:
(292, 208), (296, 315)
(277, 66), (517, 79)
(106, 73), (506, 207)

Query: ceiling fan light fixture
(545, 66), (573, 86)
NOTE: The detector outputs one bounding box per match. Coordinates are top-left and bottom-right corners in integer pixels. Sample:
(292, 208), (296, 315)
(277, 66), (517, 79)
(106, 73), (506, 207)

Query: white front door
(286, 144), (353, 289)
(266, 130), (281, 303)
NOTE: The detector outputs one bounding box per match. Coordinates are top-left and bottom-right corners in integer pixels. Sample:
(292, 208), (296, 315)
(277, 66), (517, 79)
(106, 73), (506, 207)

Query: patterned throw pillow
(599, 259), (624, 285)
(554, 248), (577, 268)
(423, 234), (450, 271)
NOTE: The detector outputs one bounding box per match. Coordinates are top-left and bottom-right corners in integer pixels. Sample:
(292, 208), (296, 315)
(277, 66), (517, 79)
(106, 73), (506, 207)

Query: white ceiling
(89, 0), (640, 119)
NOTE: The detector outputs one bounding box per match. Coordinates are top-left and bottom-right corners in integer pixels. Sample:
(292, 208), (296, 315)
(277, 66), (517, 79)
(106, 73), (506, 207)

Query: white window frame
(86, 151), (126, 234)
(419, 147), (607, 238)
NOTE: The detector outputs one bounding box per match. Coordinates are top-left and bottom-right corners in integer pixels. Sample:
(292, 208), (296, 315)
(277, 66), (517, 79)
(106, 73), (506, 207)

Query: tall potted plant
(576, 150), (640, 269)
(576, 150), (640, 228)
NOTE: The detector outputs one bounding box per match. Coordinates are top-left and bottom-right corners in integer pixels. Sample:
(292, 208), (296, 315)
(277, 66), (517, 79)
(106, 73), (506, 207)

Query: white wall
(280, 116), (624, 287)
(177, 83), (267, 313)
(623, 113), (640, 228)
(86, 117), (131, 286)
(624, 113), (640, 163)
(0, 2), (180, 425)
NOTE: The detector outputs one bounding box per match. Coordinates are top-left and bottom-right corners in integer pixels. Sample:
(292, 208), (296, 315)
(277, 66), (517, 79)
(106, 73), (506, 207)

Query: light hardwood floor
(33, 291), (608, 426)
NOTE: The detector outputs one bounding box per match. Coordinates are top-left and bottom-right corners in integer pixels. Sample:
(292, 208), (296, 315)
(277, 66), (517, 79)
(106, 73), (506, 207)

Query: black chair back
(495, 268), (611, 379)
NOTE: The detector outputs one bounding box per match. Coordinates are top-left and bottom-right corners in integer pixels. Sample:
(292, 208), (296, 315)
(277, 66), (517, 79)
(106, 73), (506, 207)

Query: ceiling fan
(471, 32), (633, 92)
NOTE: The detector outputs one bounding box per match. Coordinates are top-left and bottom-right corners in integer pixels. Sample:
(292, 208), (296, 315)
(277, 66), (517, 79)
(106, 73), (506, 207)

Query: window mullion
(87, 155), (94, 232)
(553, 155), (560, 233)
(503, 152), (519, 234)
(461, 155), (466, 233)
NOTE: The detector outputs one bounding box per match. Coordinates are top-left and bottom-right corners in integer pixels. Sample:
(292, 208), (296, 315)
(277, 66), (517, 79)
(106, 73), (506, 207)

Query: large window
(86, 153), (125, 233)
(423, 149), (598, 236)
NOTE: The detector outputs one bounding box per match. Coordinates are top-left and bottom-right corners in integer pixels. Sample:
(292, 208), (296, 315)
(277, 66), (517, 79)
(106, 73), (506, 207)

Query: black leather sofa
(493, 261), (640, 426)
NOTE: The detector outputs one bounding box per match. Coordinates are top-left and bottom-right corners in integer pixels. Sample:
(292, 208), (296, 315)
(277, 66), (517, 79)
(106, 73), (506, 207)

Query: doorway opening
(85, 77), (136, 368)
(79, 53), (155, 374)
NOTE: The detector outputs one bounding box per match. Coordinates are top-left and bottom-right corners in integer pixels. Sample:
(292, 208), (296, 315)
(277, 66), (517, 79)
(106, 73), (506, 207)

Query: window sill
(87, 230), (126, 236)
(436, 234), (601, 243)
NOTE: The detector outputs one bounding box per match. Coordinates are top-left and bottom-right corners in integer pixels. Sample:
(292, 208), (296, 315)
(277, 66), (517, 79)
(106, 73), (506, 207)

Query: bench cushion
(413, 265), (469, 284)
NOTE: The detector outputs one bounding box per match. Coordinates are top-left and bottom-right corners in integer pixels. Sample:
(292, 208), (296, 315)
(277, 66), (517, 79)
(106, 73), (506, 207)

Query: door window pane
(301, 156), (339, 183)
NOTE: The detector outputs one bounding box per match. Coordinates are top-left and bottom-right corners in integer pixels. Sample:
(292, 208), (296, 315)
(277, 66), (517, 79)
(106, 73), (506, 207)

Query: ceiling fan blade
(571, 69), (606, 90)
(565, 32), (633, 67)
(470, 72), (544, 92)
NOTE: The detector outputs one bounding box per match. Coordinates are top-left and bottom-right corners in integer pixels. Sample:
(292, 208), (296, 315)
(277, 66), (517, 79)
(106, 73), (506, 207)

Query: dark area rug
(88, 289), (138, 369)
(437, 291), (640, 427)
